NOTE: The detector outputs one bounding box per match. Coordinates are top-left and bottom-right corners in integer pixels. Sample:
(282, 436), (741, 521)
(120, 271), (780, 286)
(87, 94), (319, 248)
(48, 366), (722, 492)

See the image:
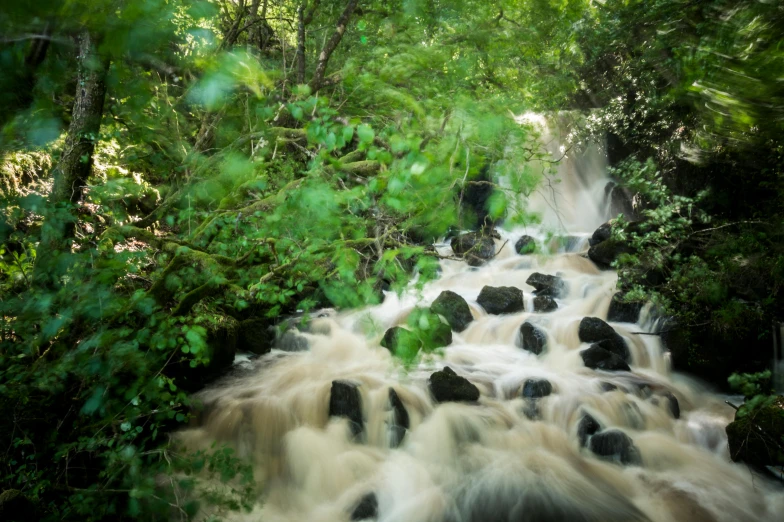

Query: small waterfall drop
(178, 116), (784, 522)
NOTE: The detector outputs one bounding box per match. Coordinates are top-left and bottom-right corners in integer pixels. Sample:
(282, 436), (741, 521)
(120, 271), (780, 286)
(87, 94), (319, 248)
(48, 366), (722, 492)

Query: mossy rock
(726, 396), (784, 467)
(430, 290), (473, 332)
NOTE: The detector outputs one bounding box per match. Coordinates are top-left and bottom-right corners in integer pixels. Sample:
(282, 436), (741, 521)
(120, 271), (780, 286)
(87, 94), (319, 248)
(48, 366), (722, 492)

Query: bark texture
(51, 32), (109, 205)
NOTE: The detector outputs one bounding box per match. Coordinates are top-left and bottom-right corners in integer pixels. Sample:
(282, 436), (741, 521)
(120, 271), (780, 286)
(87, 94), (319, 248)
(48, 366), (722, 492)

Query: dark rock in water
(431, 290), (473, 332)
(607, 293), (643, 323)
(580, 345), (631, 372)
(476, 286), (524, 315)
(589, 222), (613, 247)
(515, 235), (536, 254)
(329, 381), (363, 437)
(278, 331), (309, 352)
(429, 366), (480, 403)
(592, 338), (630, 362)
(726, 395), (784, 468)
(237, 318), (275, 355)
(526, 272), (566, 297)
(600, 382), (619, 392)
(389, 388), (409, 448)
(577, 413), (601, 447)
(451, 232), (496, 266)
(605, 181), (638, 221)
(533, 295), (558, 313)
(588, 429), (641, 465)
(351, 492), (378, 521)
(588, 238), (630, 270)
(663, 391), (680, 419)
(519, 322), (547, 355)
(578, 317), (629, 361)
(579, 316), (617, 342)
(522, 400), (541, 420)
(522, 379), (553, 399)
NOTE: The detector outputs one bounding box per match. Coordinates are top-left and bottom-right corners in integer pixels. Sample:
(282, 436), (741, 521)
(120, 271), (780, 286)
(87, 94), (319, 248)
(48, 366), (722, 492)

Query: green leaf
(357, 124), (374, 144)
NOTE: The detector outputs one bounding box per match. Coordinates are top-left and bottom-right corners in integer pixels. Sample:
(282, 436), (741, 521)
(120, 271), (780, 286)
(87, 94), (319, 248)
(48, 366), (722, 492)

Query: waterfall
(177, 117), (784, 522)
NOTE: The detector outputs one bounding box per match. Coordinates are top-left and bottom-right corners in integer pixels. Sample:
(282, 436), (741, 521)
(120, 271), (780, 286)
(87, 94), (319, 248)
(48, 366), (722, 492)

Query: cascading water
(177, 117), (784, 522)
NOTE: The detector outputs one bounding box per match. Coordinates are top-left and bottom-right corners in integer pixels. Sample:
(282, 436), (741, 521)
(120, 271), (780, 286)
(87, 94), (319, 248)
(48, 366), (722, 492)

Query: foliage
(0, 0), (596, 519)
(728, 370), (774, 414)
(570, 0), (784, 383)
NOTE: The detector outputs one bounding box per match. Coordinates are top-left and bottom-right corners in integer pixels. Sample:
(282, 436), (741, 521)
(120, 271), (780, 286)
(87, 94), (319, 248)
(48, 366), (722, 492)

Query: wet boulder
(663, 391), (680, 419)
(588, 429), (641, 465)
(451, 231), (496, 266)
(351, 492), (378, 521)
(429, 366), (480, 403)
(515, 235), (536, 254)
(519, 322), (547, 355)
(600, 382), (619, 392)
(431, 290), (473, 332)
(526, 272), (566, 297)
(389, 388), (410, 448)
(533, 295), (558, 313)
(580, 345), (631, 372)
(476, 286), (524, 315)
(577, 413), (601, 447)
(277, 330), (309, 352)
(329, 381), (364, 438)
(578, 317), (629, 361)
(605, 182), (638, 221)
(726, 395), (784, 468)
(237, 318), (275, 355)
(589, 222), (613, 247)
(588, 237), (631, 270)
(522, 379), (553, 399)
(607, 293), (644, 324)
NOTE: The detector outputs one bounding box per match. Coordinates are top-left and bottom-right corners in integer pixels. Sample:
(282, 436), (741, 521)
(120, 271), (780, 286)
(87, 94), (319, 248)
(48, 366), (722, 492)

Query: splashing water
(178, 118), (784, 522)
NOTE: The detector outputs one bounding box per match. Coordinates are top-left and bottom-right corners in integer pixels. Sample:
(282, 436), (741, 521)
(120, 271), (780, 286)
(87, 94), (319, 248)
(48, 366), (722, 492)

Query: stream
(178, 117), (784, 522)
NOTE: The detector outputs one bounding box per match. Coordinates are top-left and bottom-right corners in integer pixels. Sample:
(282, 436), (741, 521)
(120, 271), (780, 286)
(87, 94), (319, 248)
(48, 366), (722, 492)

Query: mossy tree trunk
(34, 31), (109, 285)
(50, 31), (109, 205)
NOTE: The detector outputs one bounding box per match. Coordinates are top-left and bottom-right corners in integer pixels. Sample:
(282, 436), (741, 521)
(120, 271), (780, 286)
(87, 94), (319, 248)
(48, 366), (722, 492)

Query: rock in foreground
(580, 345), (631, 372)
(329, 381), (364, 437)
(451, 232), (496, 266)
(477, 286), (524, 315)
(429, 366), (480, 403)
(526, 272), (566, 297)
(726, 395), (784, 468)
(588, 429), (641, 465)
(578, 317), (630, 361)
(515, 235), (536, 254)
(431, 290), (474, 332)
(519, 322), (547, 355)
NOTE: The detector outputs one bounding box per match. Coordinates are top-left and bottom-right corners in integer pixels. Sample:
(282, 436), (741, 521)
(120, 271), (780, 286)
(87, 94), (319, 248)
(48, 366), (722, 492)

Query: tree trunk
(51, 31), (109, 205)
(296, 5), (306, 85)
(35, 31), (109, 285)
(310, 0), (359, 93)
